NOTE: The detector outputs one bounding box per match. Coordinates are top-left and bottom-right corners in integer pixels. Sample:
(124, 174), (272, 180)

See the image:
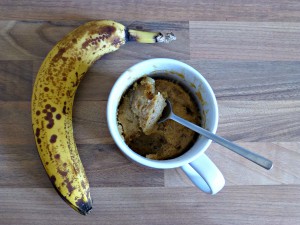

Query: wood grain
(54, 60), (300, 101)
(1, 0), (300, 22)
(217, 100), (300, 141)
(0, 101), (33, 145)
(0, 1), (300, 223)
(0, 186), (299, 225)
(187, 60), (300, 101)
(0, 61), (33, 101)
(1, 99), (298, 146)
(190, 22), (300, 60)
(0, 144), (164, 188)
(166, 142), (300, 187)
(1, 141), (299, 188)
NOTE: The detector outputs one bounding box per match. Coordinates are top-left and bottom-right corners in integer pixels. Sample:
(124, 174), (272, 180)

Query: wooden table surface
(1, 1), (300, 224)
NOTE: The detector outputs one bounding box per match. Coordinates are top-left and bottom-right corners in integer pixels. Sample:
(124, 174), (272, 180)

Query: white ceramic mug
(107, 58), (225, 194)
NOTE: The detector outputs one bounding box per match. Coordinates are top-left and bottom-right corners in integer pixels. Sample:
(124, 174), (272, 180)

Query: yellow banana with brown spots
(31, 20), (175, 215)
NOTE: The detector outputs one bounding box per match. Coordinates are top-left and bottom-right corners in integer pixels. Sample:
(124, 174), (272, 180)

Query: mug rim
(107, 58), (218, 169)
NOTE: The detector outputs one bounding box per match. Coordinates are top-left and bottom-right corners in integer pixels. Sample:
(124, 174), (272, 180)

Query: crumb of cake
(130, 77), (166, 134)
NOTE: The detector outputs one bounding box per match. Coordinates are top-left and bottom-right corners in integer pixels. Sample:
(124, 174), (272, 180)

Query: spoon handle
(170, 113), (273, 170)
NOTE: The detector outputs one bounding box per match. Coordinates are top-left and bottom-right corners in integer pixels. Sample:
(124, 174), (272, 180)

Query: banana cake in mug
(117, 76), (200, 160)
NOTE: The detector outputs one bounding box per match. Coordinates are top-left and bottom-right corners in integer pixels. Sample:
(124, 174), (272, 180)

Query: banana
(31, 20), (175, 215)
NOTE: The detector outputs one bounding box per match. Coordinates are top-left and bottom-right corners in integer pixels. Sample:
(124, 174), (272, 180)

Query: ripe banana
(31, 20), (175, 215)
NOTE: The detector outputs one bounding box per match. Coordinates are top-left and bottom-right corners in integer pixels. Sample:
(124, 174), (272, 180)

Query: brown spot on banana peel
(50, 175), (56, 184)
(82, 25), (116, 49)
(81, 181), (86, 189)
(45, 112), (53, 120)
(49, 176), (62, 193)
(48, 145), (53, 160)
(46, 119), (54, 129)
(72, 72), (83, 87)
(65, 177), (76, 196)
(112, 37), (122, 47)
(58, 169), (68, 177)
(50, 134), (57, 143)
(56, 113), (61, 120)
(35, 128), (40, 137)
(85, 24), (116, 36)
(62, 106), (67, 115)
(52, 48), (66, 63)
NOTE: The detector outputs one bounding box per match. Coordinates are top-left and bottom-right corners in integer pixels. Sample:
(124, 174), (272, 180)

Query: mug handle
(181, 153), (225, 194)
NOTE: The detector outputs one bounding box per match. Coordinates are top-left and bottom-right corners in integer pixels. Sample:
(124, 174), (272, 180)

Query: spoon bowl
(158, 98), (173, 123)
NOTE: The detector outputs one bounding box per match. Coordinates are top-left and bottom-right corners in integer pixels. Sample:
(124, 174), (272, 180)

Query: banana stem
(127, 29), (176, 44)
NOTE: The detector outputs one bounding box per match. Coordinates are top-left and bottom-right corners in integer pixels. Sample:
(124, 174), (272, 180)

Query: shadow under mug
(107, 58), (225, 194)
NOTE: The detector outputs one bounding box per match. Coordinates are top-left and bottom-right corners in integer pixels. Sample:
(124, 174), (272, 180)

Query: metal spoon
(158, 99), (273, 170)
